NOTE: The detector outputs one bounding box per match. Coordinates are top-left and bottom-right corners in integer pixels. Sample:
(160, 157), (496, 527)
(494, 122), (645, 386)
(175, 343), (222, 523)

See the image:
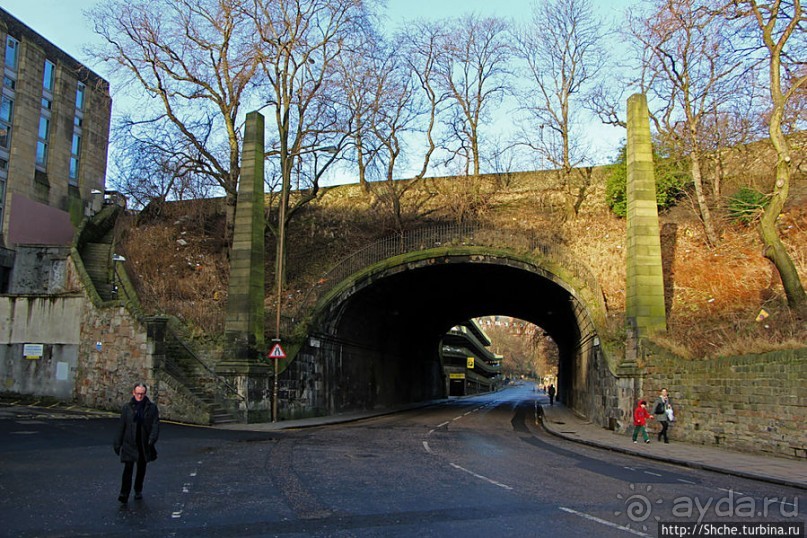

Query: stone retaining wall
(641, 344), (806, 459)
(77, 300), (153, 411)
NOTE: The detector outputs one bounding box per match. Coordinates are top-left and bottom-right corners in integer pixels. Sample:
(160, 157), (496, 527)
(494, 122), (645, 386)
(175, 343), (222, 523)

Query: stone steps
(164, 336), (238, 425)
(80, 242), (116, 300)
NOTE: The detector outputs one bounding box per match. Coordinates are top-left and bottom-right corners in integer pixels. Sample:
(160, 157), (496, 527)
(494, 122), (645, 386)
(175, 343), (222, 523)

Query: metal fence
(294, 222), (604, 321)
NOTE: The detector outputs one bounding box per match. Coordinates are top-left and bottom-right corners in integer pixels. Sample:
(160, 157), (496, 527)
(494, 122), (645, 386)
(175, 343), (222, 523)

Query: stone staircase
(75, 199), (238, 425)
(80, 239), (117, 300)
(163, 332), (238, 425)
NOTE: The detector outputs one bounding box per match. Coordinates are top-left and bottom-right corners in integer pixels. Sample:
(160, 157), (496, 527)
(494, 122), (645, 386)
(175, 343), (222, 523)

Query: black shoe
(134, 492), (143, 500)
(118, 495), (128, 503)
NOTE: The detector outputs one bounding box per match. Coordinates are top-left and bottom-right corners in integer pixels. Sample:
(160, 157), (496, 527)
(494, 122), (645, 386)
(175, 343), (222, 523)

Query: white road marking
(422, 441), (432, 454)
(676, 478), (696, 485)
(558, 506), (652, 537)
(643, 471), (662, 477)
(436, 421), (450, 429)
(449, 463), (512, 490)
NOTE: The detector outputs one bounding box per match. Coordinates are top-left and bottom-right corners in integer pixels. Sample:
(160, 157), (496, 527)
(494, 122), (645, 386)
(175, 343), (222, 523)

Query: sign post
(268, 341), (286, 422)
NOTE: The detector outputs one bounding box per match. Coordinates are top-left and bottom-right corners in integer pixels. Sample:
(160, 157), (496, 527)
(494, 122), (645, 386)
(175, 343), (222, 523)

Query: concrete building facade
(0, 7), (111, 292)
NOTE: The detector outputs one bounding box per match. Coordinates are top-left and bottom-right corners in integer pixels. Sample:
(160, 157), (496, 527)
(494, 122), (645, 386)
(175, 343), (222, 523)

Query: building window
(75, 82), (85, 110)
(4, 37), (19, 71)
(43, 60), (56, 92)
(69, 133), (81, 184)
(0, 96), (12, 149)
(36, 115), (50, 167)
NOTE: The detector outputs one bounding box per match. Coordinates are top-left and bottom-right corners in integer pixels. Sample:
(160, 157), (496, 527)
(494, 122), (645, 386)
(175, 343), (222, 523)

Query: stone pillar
(221, 111), (267, 372)
(626, 94), (667, 336)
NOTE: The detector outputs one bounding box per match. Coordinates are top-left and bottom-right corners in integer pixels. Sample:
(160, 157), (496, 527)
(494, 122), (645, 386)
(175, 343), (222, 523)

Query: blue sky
(1, 0), (639, 176)
(1, 0), (637, 79)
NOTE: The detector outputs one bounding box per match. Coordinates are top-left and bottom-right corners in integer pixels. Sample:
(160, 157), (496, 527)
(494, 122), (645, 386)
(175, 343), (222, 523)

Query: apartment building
(0, 7), (111, 292)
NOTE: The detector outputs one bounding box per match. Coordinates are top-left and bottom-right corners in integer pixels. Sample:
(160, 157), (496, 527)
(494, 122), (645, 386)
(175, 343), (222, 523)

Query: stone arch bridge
(286, 222), (607, 420)
(216, 97), (666, 428)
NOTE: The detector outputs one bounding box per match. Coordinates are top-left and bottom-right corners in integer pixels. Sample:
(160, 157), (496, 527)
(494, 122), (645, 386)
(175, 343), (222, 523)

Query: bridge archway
(289, 232), (610, 419)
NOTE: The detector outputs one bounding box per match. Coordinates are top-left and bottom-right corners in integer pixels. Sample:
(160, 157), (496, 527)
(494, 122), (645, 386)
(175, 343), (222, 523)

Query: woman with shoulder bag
(653, 388), (673, 443)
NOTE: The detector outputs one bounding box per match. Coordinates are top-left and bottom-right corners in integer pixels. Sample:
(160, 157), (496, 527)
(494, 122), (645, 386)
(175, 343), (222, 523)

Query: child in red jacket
(632, 400), (653, 443)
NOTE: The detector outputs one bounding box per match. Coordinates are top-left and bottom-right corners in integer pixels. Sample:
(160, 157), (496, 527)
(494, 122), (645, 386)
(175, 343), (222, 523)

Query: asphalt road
(1, 385), (803, 537)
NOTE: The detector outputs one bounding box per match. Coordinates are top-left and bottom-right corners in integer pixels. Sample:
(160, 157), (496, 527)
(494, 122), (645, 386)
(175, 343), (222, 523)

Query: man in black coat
(114, 383), (160, 503)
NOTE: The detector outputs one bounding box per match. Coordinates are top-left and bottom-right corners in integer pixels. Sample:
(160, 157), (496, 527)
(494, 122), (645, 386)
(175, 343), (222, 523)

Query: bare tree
(434, 15), (512, 177)
(109, 117), (217, 210)
(248, 0), (368, 282)
(341, 25), (444, 232)
(334, 28), (383, 192)
(512, 0), (608, 217)
(87, 0), (260, 245)
(730, 0), (806, 313)
(631, 0), (746, 246)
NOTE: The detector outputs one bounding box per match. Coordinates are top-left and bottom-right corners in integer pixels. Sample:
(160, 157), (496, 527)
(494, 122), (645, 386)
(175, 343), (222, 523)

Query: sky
(1, 0), (639, 179)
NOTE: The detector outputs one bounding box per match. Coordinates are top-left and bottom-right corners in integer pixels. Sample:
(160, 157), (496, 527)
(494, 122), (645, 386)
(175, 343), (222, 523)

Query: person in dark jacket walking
(547, 384), (556, 406)
(653, 388), (672, 443)
(114, 383), (160, 503)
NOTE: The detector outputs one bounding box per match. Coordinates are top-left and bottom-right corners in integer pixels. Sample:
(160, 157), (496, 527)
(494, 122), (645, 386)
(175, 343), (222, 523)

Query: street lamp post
(267, 144), (338, 422)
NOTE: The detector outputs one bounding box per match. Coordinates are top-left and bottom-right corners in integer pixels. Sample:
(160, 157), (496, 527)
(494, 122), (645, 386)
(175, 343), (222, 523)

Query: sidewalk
(539, 403), (807, 491)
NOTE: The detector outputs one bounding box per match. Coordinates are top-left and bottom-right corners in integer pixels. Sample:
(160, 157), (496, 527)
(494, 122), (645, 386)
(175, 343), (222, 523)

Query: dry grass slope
(118, 137), (806, 359)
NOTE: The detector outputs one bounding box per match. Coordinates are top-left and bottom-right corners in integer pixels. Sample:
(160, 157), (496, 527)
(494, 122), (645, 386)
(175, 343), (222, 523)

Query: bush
(605, 158), (628, 217)
(605, 145), (690, 218)
(727, 187), (768, 224)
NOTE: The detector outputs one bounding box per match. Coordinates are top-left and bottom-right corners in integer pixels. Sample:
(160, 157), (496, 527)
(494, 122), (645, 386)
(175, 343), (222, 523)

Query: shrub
(605, 145), (690, 218)
(727, 187), (768, 224)
(605, 158), (628, 217)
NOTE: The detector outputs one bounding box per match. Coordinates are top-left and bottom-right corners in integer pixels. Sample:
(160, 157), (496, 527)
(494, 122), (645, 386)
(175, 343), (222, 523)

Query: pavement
(539, 402), (807, 491)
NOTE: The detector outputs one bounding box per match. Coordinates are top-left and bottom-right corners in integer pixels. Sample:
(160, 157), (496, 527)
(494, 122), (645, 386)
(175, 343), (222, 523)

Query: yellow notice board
(449, 373), (466, 380)
(466, 357), (475, 369)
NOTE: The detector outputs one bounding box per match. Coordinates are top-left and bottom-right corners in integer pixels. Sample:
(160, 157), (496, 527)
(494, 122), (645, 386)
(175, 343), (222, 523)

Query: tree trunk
(759, 211), (805, 313)
(689, 149), (719, 247)
(224, 190), (237, 251)
(759, 136), (806, 314)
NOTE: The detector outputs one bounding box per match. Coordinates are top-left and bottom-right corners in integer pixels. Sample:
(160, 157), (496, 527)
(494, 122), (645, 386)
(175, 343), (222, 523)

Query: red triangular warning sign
(268, 343), (286, 359)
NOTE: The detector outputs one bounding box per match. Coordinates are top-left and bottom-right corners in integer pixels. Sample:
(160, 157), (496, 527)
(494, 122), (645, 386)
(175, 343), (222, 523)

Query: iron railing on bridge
(292, 222), (605, 325)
